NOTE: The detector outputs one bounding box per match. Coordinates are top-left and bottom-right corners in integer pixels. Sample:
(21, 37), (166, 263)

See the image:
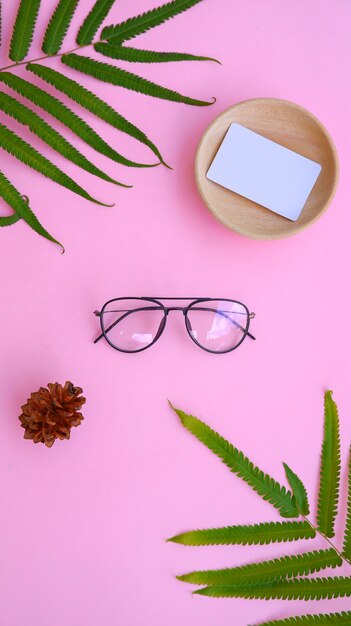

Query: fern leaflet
(0, 122), (111, 207)
(0, 171), (61, 248)
(0, 91), (128, 187)
(77, 0), (115, 45)
(62, 54), (215, 106)
(342, 445), (351, 559)
(177, 548), (341, 585)
(26, 63), (165, 166)
(168, 521), (315, 546)
(283, 463), (310, 515)
(195, 575), (351, 600)
(9, 0), (41, 62)
(42, 0), (79, 55)
(0, 213), (21, 226)
(255, 610), (351, 625)
(171, 406), (299, 517)
(94, 43), (220, 64)
(316, 391), (341, 537)
(102, 0), (203, 42)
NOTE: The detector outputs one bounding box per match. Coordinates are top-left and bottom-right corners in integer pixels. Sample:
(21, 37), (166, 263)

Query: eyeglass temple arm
(94, 306), (256, 343)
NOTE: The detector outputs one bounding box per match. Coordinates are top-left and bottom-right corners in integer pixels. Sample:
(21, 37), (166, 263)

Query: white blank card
(206, 123), (322, 221)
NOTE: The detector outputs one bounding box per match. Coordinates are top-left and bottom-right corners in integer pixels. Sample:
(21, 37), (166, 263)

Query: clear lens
(185, 300), (248, 353)
(101, 299), (165, 352)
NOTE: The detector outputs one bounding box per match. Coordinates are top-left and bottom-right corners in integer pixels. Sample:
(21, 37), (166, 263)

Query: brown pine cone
(19, 381), (86, 447)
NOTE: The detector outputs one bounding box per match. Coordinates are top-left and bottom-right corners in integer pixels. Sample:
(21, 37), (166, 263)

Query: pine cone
(19, 381), (86, 447)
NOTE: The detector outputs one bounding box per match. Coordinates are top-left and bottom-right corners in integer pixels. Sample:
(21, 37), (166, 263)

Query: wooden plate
(195, 98), (339, 239)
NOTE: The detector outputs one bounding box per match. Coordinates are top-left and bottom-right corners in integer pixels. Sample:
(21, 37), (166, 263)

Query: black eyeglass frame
(94, 297), (256, 354)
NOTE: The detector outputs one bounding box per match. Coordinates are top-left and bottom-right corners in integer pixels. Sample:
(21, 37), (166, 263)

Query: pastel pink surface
(0, 1), (351, 625)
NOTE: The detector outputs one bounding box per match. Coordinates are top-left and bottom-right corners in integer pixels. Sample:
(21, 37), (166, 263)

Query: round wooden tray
(195, 98), (339, 239)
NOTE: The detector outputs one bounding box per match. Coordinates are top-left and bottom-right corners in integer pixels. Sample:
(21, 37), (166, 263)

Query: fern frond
(27, 64), (166, 166)
(283, 463), (310, 515)
(0, 122), (111, 207)
(195, 575), (351, 600)
(102, 0), (203, 43)
(167, 521), (315, 546)
(77, 0), (115, 45)
(42, 0), (79, 55)
(0, 91), (128, 187)
(0, 72), (149, 169)
(171, 406), (298, 518)
(177, 548), (341, 586)
(94, 43), (220, 64)
(62, 54), (215, 106)
(317, 391), (341, 537)
(342, 446), (351, 559)
(9, 0), (41, 62)
(0, 170), (62, 248)
(255, 610), (351, 625)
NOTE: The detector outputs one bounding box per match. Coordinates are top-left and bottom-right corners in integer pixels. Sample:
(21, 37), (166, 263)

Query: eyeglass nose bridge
(160, 307), (194, 347)
(163, 306), (188, 315)
(154, 314), (167, 342)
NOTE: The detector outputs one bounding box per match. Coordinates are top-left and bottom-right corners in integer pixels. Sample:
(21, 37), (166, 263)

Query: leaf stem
(0, 41), (98, 72)
(302, 515), (351, 568)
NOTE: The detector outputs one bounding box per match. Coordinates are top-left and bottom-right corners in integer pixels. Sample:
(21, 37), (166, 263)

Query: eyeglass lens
(101, 299), (165, 352)
(186, 300), (248, 353)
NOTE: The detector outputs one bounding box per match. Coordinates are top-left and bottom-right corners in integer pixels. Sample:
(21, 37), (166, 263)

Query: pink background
(1, 1), (351, 624)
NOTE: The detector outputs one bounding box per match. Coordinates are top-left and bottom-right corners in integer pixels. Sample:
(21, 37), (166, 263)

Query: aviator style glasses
(94, 297), (256, 354)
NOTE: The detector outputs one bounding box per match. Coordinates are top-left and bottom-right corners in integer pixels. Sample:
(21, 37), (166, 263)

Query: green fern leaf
(283, 463), (310, 515)
(94, 43), (220, 64)
(0, 91), (128, 187)
(0, 171), (62, 249)
(171, 406), (298, 517)
(317, 391), (341, 537)
(194, 575), (351, 600)
(0, 122), (111, 207)
(177, 548), (341, 586)
(0, 189), (22, 226)
(342, 446), (351, 559)
(168, 521), (315, 546)
(27, 63), (166, 166)
(0, 213), (21, 226)
(77, 0), (115, 45)
(9, 0), (41, 62)
(255, 610), (351, 625)
(42, 0), (79, 55)
(62, 54), (215, 106)
(0, 71), (149, 170)
(102, 0), (203, 43)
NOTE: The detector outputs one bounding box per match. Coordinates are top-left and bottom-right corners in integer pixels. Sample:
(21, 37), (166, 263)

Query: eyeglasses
(94, 297), (256, 354)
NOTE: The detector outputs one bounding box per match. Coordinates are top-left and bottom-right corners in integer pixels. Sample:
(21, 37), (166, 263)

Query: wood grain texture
(195, 98), (339, 239)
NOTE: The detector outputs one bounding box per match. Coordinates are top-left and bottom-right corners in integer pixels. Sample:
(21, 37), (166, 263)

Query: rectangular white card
(206, 123), (322, 221)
